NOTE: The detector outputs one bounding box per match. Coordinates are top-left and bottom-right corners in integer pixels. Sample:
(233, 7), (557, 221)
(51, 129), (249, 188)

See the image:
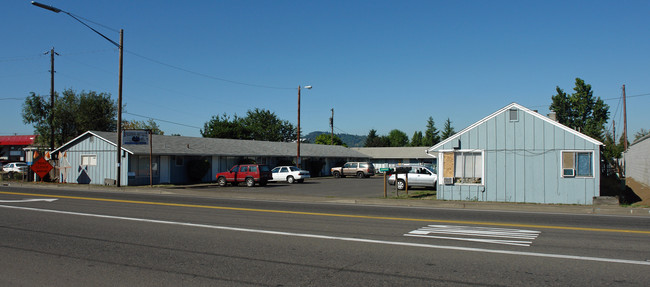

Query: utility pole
(330, 108), (334, 145)
(612, 120), (615, 144)
(623, 85), (627, 151)
(45, 47), (59, 152)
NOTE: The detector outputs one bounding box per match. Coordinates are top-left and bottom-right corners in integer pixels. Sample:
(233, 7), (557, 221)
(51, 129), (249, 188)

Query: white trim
(80, 154), (97, 166)
(438, 149), (485, 186)
(427, 103), (603, 152)
(52, 131), (134, 155)
(560, 150), (595, 179)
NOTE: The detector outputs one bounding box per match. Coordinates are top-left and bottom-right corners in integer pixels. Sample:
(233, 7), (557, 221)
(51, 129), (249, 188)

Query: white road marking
(0, 198), (58, 203)
(405, 225), (540, 246)
(2, 204), (649, 266)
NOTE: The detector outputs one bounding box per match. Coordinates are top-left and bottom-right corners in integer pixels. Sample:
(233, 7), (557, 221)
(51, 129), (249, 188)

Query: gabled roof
(427, 102), (603, 152)
(54, 131), (369, 158)
(352, 147), (433, 159)
(0, 135), (38, 146)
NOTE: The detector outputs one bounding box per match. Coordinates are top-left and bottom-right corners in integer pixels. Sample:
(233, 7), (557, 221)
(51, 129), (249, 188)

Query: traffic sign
(31, 156), (53, 179)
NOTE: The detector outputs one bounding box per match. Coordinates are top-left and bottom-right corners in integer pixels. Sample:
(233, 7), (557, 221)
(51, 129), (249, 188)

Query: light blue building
(427, 103), (603, 205)
(52, 131), (370, 186)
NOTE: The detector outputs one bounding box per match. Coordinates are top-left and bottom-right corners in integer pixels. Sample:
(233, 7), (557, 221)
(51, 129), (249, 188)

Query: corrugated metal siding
(625, 137), (650, 186)
(435, 107), (600, 205)
(60, 135), (129, 186)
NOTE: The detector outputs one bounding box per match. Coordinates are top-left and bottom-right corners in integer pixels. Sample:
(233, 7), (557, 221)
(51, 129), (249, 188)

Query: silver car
(387, 165), (438, 190)
(2, 162), (28, 173)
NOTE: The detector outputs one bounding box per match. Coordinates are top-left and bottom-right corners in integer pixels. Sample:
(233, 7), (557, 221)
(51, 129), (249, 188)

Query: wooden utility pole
(330, 108), (334, 145)
(622, 85), (628, 151)
(45, 47), (58, 151)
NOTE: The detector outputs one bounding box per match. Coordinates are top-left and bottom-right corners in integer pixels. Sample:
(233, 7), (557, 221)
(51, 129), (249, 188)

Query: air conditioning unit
(563, 168), (575, 177)
(443, 177), (454, 185)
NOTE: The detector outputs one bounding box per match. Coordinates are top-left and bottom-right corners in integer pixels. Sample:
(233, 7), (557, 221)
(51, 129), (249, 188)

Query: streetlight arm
(31, 1), (120, 48)
(31, 1), (61, 13)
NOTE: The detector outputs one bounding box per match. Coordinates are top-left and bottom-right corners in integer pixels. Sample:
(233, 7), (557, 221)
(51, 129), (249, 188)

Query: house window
(509, 108), (518, 122)
(443, 151), (483, 184)
(81, 155), (97, 166)
(561, 151), (593, 177)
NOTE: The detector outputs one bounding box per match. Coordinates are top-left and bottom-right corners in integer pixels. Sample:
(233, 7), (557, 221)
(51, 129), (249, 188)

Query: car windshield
(289, 166), (300, 171)
(260, 165), (270, 172)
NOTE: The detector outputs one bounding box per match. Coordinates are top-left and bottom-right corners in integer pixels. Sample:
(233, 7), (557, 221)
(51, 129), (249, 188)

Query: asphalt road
(198, 176), (409, 198)
(1, 183), (649, 286)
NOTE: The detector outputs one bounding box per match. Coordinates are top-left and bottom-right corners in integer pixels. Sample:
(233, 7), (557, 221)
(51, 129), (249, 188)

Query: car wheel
(217, 177), (227, 187)
(333, 171), (341, 178)
(245, 177), (255, 187)
(397, 179), (406, 190)
(356, 172), (364, 178)
(287, 176), (295, 184)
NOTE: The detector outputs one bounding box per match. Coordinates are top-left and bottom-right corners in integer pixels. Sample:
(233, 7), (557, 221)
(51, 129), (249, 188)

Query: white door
(160, 156), (170, 183)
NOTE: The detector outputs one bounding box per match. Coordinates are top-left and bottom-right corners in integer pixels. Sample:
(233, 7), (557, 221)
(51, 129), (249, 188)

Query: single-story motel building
(51, 103), (604, 205)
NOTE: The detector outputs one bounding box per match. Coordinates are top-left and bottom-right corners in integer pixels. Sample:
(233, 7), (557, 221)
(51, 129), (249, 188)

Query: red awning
(0, 135), (37, 146)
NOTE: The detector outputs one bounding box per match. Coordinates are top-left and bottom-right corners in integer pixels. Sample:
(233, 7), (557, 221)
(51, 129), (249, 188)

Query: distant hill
(304, 131), (366, 147)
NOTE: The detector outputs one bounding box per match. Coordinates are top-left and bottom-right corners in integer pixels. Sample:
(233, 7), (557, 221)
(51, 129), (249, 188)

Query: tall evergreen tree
(423, 116), (440, 146)
(364, 129), (385, 147)
(410, 131), (424, 146)
(441, 118), (455, 140)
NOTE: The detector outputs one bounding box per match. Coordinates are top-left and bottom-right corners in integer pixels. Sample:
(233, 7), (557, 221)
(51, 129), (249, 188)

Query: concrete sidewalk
(3, 181), (650, 217)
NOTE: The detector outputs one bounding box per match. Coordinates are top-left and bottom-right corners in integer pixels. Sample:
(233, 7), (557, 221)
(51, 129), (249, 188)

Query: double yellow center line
(2, 191), (649, 235)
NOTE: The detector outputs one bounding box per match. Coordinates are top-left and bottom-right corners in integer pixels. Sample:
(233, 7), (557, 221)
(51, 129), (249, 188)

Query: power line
(124, 112), (202, 130)
(125, 50), (295, 90)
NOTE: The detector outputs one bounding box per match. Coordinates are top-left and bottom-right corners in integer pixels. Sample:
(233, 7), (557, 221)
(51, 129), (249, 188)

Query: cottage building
(427, 103), (603, 205)
(53, 131), (369, 186)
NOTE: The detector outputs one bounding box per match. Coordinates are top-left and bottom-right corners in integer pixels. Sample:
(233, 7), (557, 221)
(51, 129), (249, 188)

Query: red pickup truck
(216, 164), (272, 187)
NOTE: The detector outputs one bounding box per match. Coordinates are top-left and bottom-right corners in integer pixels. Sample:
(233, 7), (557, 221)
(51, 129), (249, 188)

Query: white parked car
(387, 165), (437, 190)
(271, 166), (310, 183)
(2, 162), (28, 173)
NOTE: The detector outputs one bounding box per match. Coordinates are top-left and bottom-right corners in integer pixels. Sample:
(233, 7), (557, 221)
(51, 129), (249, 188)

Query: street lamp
(32, 1), (125, 187)
(297, 85), (312, 168)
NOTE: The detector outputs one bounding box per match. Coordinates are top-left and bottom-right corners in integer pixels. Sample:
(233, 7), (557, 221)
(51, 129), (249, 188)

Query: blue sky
(2, 0), (649, 141)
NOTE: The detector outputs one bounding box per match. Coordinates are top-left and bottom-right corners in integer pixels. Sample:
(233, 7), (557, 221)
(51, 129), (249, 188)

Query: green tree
(202, 108), (295, 141)
(387, 129), (409, 147)
(22, 89), (117, 147)
(364, 129), (385, 147)
(423, 116), (440, 146)
(123, 119), (164, 135)
(441, 118), (455, 140)
(243, 108), (296, 142)
(634, 128), (649, 142)
(314, 133), (346, 147)
(550, 78), (609, 141)
(201, 114), (249, 139)
(410, 131), (424, 146)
